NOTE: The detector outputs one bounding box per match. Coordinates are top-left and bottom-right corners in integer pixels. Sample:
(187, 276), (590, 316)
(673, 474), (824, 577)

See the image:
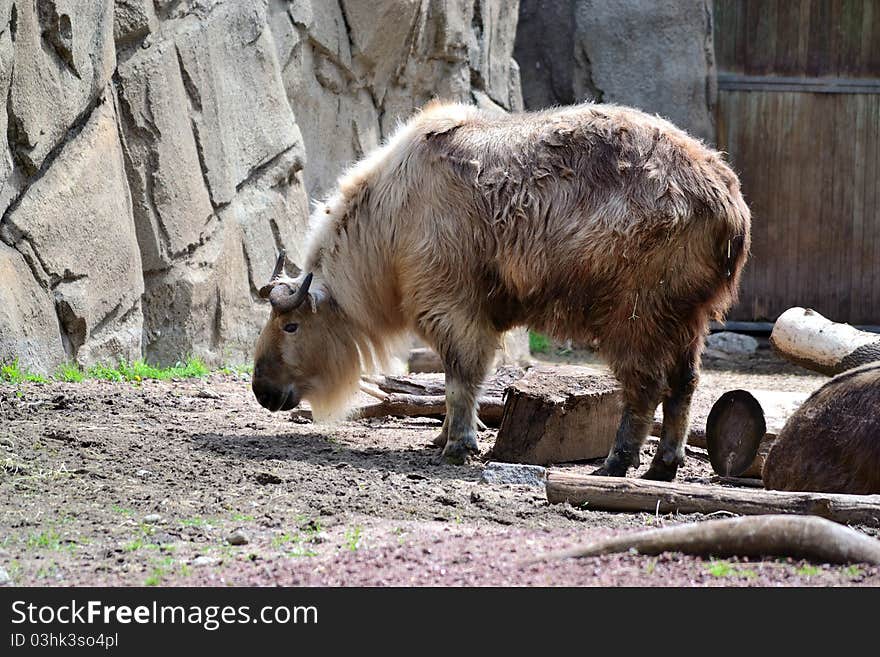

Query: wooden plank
(545, 471), (880, 527)
(716, 74), (880, 93)
(870, 95), (880, 321)
(807, 0), (833, 76)
(747, 0), (778, 75)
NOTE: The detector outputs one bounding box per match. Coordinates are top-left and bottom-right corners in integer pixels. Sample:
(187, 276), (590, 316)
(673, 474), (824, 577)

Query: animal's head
(251, 252), (361, 419)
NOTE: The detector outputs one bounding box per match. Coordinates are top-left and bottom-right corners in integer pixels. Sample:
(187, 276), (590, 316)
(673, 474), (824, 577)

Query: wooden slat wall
(714, 1), (880, 324)
(714, 0), (880, 77)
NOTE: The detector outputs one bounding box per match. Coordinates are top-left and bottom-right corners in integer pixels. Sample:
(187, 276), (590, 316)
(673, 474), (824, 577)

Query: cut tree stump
(770, 307), (880, 375)
(705, 389), (808, 478)
(534, 515), (880, 565)
(491, 365), (623, 464)
(545, 471), (880, 527)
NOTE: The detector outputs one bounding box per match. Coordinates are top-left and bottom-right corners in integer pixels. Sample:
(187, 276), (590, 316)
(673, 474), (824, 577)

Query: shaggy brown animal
(252, 101), (750, 479)
(763, 362), (880, 494)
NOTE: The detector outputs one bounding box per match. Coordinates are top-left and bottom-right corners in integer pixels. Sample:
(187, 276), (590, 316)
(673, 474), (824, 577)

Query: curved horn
(271, 250), (286, 280)
(269, 272), (313, 313)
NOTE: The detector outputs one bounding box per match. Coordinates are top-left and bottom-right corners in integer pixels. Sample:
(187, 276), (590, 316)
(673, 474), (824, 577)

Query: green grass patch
(2, 357), (212, 385)
(706, 559), (757, 579)
(796, 565), (823, 577)
(271, 519), (322, 558)
(345, 525), (363, 552)
(528, 331), (551, 354)
(55, 362), (86, 382)
(844, 565), (863, 578)
(1, 360), (48, 384)
(88, 357), (210, 382)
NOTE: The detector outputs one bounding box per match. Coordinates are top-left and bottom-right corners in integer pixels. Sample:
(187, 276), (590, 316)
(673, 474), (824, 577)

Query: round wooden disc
(705, 389), (766, 477)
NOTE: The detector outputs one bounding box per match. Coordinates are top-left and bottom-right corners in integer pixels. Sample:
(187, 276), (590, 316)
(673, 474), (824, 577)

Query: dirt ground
(2, 343), (878, 587)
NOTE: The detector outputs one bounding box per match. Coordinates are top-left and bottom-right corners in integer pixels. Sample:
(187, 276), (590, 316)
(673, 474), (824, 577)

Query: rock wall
(515, 0), (716, 143)
(0, 0), (522, 373)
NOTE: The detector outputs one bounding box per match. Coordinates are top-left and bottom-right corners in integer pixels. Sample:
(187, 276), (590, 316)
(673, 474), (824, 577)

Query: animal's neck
(306, 201), (406, 362)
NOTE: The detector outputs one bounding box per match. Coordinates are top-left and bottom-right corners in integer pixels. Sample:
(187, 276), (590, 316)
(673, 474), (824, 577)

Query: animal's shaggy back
(302, 101), (750, 392)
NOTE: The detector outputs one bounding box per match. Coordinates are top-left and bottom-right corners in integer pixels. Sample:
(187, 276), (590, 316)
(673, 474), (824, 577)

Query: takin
(251, 101), (751, 480)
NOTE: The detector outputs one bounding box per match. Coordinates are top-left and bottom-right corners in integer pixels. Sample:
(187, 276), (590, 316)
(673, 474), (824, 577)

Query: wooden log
(763, 362), (880, 494)
(370, 366), (525, 398)
(704, 389), (808, 478)
(545, 471), (880, 527)
(770, 307), (880, 375)
(291, 394), (506, 424)
(492, 365), (623, 465)
(534, 515), (880, 565)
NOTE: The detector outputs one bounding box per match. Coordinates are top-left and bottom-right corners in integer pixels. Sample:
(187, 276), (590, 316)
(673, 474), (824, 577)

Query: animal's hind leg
(643, 344), (700, 481)
(592, 376), (663, 477)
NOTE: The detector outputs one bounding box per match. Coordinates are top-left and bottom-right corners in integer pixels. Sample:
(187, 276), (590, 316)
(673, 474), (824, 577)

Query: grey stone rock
(0, 566), (10, 586)
(143, 513), (162, 524)
(173, 1), (302, 206)
(517, 0), (716, 142)
(573, 0), (716, 142)
(116, 39), (215, 272)
(226, 529), (249, 546)
(275, 0), (521, 197)
(705, 331), (759, 357)
(480, 462), (547, 487)
(1, 97), (144, 367)
(469, 0), (521, 110)
(0, 243), (66, 375)
(192, 555), (219, 567)
(0, 0), (524, 370)
(142, 220), (255, 366)
(114, 0), (159, 46)
(515, 0), (577, 109)
(7, 0), (116, 174)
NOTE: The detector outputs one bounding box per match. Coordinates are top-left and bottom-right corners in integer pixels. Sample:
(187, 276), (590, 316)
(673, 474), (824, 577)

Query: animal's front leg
(439, 376), (480, 464)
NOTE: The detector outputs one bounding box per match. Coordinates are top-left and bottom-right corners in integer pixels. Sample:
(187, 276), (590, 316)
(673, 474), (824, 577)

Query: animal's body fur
(253, 101), (750, 476)
(763, 363), (880, 494)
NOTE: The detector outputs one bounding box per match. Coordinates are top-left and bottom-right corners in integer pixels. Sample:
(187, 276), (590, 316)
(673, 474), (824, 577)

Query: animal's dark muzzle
(251, 380), (300, 412)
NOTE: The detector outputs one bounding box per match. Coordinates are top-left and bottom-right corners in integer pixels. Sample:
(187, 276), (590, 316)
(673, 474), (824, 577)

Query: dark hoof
(591, 464), (628, 477)
(591, 453), (635, 477)
(641, 464), (678, 482)
(440, 437), (478, 465)
(432, 432), (447, 448)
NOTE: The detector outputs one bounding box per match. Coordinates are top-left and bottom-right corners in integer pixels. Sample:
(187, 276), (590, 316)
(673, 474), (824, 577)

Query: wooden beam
(718, 73), (880, 94)
(545, 471), (880, 527)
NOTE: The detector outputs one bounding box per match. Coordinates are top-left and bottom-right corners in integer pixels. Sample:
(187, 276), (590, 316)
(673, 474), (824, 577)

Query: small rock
(255, 472), (283, 485)
(136, 469), (154, 478)
(143, 513), (162, 524)
(0, 566), (10, 586)
(705, 331), (758, 357)
(480, 462), (547, 487)
(196, 388), (221, 399)
(192, 556), (219, 567)
(227, 529), (249, 546)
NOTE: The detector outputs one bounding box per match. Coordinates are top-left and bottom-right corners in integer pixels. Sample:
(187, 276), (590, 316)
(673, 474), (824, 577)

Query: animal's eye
(283, 323), (299, 334)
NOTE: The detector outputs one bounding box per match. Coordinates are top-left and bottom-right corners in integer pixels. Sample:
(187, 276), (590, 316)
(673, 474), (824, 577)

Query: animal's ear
(307, 286), (329, 314)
